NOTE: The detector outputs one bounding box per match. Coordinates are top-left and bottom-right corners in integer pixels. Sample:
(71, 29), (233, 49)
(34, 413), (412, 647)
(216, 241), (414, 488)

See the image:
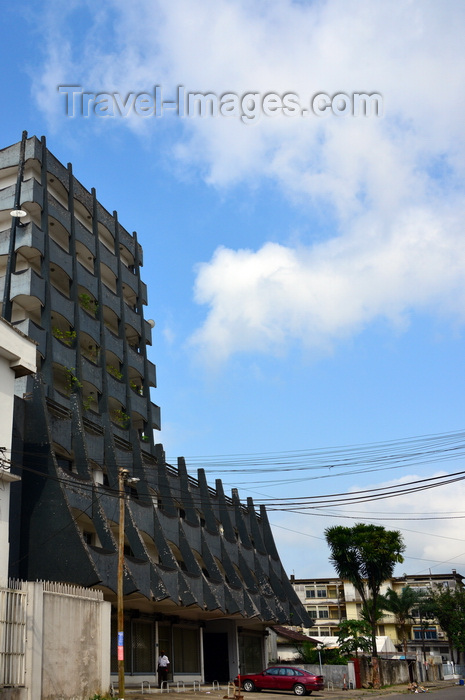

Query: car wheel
(293, 683), (307, 696)
(242, 680), (255, 692)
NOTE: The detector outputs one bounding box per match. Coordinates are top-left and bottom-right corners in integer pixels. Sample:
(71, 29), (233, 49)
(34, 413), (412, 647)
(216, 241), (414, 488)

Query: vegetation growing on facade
(111, 408), (130, 428)
(78, 293), (98, 316)
(53, 327), (77, 346)
(65, 367), (83, 394)
(130, 379), (143, 395)
(106, 364), (123, 380)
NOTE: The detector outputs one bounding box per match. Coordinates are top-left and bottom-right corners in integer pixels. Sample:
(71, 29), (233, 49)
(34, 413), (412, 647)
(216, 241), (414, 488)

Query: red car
(235, 666), (324, 696)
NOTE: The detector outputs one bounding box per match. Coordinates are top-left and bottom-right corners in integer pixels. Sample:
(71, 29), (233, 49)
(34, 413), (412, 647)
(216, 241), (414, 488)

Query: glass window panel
(239, 635), (262, 675)
(133, 621), (154, 672)
(173, 627), (200, 673)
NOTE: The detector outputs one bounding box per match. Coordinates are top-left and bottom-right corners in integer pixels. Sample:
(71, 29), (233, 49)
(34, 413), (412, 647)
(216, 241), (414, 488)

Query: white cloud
(34, 0), (465, 362)
(189, 204), (465, 363)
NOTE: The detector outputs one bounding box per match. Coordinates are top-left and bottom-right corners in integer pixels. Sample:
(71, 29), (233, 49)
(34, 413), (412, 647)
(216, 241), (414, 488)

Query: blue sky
(3, 0), (465, 578)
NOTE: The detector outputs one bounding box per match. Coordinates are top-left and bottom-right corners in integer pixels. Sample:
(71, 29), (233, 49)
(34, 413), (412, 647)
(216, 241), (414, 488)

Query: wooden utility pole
(117, 468), (129, 700)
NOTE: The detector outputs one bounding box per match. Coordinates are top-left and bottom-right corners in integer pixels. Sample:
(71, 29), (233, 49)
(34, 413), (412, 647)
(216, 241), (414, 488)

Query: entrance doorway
(203, 632), (229, 682)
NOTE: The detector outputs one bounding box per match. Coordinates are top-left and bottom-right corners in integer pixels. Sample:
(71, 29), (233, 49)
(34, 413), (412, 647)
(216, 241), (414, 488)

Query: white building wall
(0, 319), (36, 586)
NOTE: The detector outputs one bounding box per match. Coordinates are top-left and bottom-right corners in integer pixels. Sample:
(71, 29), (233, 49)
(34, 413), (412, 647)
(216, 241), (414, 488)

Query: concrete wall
(22, 581), (111, 700)
(301, 664), (354, 689)
(358, 657), (410, 687)
(41, 587), (111, 700)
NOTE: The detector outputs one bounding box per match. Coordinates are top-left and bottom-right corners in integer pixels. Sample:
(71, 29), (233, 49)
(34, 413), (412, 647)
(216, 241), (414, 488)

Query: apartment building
(290, 570), (463, 661)
(0, 132), (309, 684)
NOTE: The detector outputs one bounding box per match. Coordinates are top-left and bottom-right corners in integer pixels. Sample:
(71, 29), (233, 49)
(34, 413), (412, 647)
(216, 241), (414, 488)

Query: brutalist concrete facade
(1, 133), (309, 682)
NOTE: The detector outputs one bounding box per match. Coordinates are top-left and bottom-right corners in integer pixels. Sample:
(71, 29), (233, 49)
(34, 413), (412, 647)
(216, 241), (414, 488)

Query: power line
(169, 429), (465, 474)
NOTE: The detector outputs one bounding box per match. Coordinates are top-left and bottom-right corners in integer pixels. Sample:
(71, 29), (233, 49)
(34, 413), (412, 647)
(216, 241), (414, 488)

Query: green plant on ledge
(65, 367), (83, 394)
(53, 327), (77, 346)
(130, 379), (143, 395)
(112, 408), (130, 428)
(83, 395), (95, 411)
(106, 364), (123, 380)
(78, 292), (98, 316)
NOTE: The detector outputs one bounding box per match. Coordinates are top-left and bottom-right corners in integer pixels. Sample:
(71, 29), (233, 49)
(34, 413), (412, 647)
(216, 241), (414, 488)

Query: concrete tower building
(0, 132), (308, 684)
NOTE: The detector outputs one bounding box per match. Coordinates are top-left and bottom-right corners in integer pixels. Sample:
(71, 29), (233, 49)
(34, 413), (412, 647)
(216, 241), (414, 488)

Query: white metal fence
(0, 580), (27, 686)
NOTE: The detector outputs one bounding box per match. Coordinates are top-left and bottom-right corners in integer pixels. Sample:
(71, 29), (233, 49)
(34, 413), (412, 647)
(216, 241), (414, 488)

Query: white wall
(0, 319), (36, 586)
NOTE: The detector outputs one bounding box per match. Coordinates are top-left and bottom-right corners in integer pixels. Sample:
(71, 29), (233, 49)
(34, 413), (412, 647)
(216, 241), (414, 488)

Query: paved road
(125, 678), (463, 700)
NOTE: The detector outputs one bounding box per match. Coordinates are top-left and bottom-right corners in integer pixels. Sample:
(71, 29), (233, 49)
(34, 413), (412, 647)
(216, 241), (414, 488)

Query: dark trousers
(158, 666), (168, 688)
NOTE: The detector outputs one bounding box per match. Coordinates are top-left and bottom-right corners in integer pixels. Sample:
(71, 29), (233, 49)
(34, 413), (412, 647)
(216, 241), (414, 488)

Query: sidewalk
(123, 678), (460, 700)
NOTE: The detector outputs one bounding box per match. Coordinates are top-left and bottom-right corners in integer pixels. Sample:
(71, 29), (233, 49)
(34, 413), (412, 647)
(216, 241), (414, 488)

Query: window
(306, 589), (316, 598)
(414, 627), (437, 640)
(317, 588), (327, 598)
(239, 635), (262, 675)
(307, 606), (317, 618)
(56, 455), (73, 471)
(133, 621), (154, 672)
(318, 609), (329, 619)
(173, 627), (200, 673)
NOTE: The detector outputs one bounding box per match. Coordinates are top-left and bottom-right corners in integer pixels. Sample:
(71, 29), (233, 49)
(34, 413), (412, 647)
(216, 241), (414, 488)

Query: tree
(294, 641), (346, 665)
(337, 619), (372, 658)
(428, 584), (465, 663)
(325, 524), (405, 688)
(378, 587), (419, 657)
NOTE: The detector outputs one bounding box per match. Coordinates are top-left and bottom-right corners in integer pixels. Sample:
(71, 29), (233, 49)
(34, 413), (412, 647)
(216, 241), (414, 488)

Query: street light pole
(117, 468), (140, 700)
(117, 468), (128, 700)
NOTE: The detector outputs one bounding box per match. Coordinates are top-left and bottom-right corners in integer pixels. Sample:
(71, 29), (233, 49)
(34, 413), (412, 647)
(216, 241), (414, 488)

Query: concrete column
(25, 582), (44, 700)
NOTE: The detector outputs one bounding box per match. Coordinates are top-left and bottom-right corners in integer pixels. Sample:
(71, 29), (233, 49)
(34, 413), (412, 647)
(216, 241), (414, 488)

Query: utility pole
(419, 606), (428, 682)
(117, 467), (139, 700)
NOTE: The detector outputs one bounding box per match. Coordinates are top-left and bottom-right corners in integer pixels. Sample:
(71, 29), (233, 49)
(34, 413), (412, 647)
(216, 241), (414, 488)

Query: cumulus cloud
(34, 0), (465, 362)
(190, 204), (465, 362)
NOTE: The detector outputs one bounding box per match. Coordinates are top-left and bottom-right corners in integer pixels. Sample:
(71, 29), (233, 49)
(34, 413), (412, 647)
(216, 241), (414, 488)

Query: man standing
(158, 650), (170, 688)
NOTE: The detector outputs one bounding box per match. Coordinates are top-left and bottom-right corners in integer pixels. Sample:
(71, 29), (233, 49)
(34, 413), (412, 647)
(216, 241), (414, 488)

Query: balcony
(78, 307), (100, 345)
(129, 391), (148, 422)
(106, 372), (126, 405)
(14, 222), (45, 257)
(127, 344), (144, 374)
(104, 327), (123, 361)
(99, 244), (118, 277)
(81, 357), (102, 394)
(150, 402), (161, 430)
(74, 218), (95, 254)
(13, 318), (46, 357)
(124, 305), (142, 336)
(52, 335), (76, 367)
(50, 284), (74, 321)
(10, 267), (45, 307)
(76, 264), (98, 299)
(47, 193), (71, 230)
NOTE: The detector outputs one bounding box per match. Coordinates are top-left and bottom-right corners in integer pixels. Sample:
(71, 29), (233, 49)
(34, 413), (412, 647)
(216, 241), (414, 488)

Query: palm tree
(379, 587), (419, 657)
(325, 524), (405, 689)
